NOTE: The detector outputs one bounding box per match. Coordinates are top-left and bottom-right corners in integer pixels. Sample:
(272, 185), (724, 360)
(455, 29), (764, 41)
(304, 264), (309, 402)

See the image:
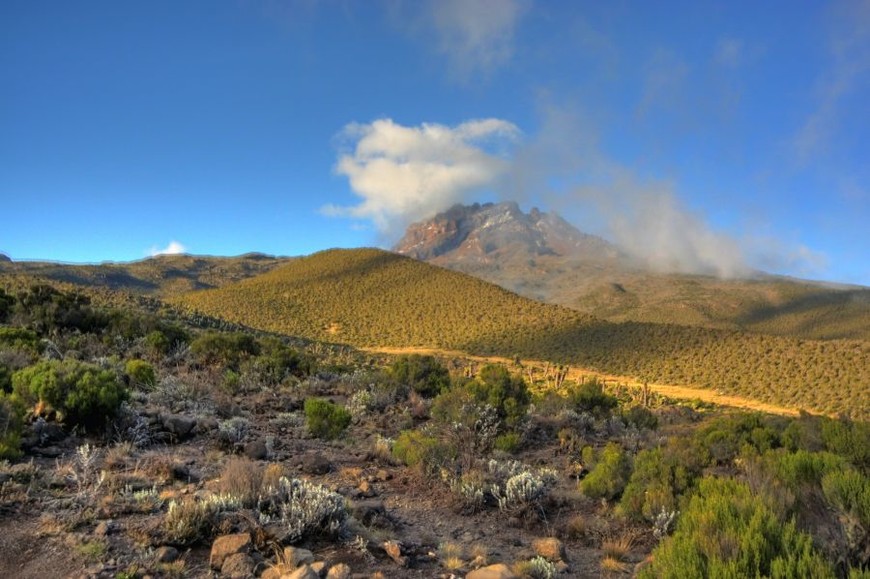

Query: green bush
(0, 394), (24, 459)
(14, 284), (108, 335)
(696, 413), (782, 465)
(0, 327), (41, 356)
(567, 378), (617, 416)
(0, 288), (13, 322)
(392, 429), (454, 471)
(821, 417), (870, 474)
(822, 469), (870, 532)
(12, 359), (128, 430)
(580, 442), (631, 501)
(640, 477), (835, 578)
(763, 449), (847, 490)
(124, 359), (156, 389)
(190, 331), (260, 369)
(619, 443), (702, 522)
(249, 338), (313, 384)
(144, 324), (189, 357)
(494, 432), (522, 453)
(622, 405), (658, 430)
(459, 365), (530, 427)
(390, 354), (450, 397)
(304, 398), (351, 440)
(0, 363), (11, 394)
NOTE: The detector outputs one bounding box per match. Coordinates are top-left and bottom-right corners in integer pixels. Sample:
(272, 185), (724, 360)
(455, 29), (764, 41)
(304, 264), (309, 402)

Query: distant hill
(394, 202), (870, 341)
(0, 253), (291, 297)
(173, 247), (869, 419)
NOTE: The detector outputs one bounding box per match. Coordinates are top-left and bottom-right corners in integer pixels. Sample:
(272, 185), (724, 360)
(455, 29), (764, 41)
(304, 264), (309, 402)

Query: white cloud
(327, 118), (520, 232)
(148, 240), (187, 257)
(636, 48), (690, 119)
(714, 37), (744, 68)
(793, 0), (870, 161)
(430, 0), (528, 78)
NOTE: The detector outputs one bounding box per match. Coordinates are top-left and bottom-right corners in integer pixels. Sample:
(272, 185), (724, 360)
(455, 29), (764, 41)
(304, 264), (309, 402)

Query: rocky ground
(0, 366), (662, 579)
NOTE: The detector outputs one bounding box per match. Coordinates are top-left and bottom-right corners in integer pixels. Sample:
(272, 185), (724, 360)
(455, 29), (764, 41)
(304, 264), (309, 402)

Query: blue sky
(1, 1), (868, 285)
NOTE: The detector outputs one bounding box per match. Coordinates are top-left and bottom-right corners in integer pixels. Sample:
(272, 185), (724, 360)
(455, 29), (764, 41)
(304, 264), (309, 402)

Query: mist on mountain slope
(330, 107), (826, 280)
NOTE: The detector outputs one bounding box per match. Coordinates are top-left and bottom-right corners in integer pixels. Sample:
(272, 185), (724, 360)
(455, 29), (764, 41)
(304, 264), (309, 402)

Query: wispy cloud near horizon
(148, 240), (187, 257)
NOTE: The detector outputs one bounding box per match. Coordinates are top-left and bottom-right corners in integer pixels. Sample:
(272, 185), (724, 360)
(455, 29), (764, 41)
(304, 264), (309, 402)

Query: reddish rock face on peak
(393, 201), (619, 264)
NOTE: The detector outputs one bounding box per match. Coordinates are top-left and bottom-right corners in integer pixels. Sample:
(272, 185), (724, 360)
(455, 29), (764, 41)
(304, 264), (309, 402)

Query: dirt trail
(366, 346), (804, 418)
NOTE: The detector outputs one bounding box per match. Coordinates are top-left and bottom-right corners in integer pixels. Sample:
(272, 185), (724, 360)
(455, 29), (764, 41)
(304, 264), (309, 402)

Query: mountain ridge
(393, 202), (870, 341)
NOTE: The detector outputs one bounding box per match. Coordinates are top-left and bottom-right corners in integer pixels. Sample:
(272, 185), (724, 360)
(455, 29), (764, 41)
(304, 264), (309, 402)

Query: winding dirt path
(365, 346), (806, 418)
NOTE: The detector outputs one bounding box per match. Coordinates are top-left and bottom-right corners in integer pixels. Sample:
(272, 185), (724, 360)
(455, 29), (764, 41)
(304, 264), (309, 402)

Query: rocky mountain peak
(393, 201), (617, 263)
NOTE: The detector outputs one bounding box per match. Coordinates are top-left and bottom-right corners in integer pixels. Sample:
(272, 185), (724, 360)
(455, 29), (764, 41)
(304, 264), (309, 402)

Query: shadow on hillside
(736, 289), (870, 340)
(456, 317), (727, 380)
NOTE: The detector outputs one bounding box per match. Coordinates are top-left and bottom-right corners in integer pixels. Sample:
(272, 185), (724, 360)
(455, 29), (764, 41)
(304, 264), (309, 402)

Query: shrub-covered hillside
(173, 248), (869, 419)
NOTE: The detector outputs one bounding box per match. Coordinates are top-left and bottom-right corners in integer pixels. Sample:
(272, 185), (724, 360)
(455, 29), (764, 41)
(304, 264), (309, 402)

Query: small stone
(244, 439), (268, 460)
(195, 416), (219, 433)
(325, 563), (351, 579)
(94, 520), (113, 537)
(153, 546), (178, 563)
(310, 561), (327, 575)
(466, 563), (518, 579)
(283, 546), (314, 568)
(260, 568), (282, 579)
(382, 540), (407, 567)
(209, 533), (251, 571)
(357, 480), (375, 497)
(350, 499), (385, 526)
(532, 537), (566, 562)
(301, 453), (332, 475)
(221, 552), (255, 579)
(261, 522), (293, 544)
(283, 564), (318, 579)
(161, 414), (196, 439)
(374, 469), (391, 481)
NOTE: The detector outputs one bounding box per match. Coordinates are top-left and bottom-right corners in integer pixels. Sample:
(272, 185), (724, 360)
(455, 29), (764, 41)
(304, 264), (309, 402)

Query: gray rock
(244, 439), (268, 460)
(221, 552), (255, 579)
(301, 453), (331, 475)
(282, 546), (314, 568)
(154, 546), (179, 563)
(350, 499), (386, 526)
(161, 413), (197, 439)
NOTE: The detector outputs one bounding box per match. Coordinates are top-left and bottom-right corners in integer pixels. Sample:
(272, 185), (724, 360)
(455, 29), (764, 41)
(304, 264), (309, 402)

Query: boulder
(153, 546), (178, 563)
(209, 533), (251, 571)
(301, 453), (332, 475)
(244, 439), (269, 460)
(350, 499), (386, 526)
(221, 553), (255, 579)
(161, 414), (196, 439)
(466, 564), (517, 579)
(282, 546), (314, 568)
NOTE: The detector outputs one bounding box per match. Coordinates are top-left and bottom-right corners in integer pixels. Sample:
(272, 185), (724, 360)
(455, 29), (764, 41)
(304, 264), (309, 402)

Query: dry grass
(216, 457), (263, 506)
(600, 555), (629, 575)
(439, 541), (464, 570)
(469, 543), (489, 567)
(563, 514), (586, 539)
(602, 533), (634, 561)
